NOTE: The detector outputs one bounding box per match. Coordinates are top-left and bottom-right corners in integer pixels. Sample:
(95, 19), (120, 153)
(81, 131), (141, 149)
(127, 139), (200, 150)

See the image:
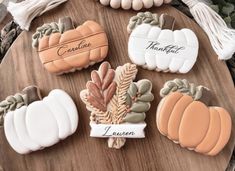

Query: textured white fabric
(182, 0), (235, 60)
(7, 0), (67, 30)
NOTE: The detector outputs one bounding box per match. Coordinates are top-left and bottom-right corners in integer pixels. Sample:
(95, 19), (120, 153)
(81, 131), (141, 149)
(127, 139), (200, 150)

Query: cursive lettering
(102, 126), (135, 137)
(57, 40), (91, 56)
(146, 41), (185, 54)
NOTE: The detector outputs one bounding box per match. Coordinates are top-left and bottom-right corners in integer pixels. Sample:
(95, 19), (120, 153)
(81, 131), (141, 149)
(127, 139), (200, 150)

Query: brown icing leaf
(87, 95), (106, 112)
(86, 81), (103, 99)
(104, 82), (117, 105)
(91, 71), (102, 89)
(99, 62), (110, 80)
(102, 69), (115, 90)
(86, 62), (116, 112)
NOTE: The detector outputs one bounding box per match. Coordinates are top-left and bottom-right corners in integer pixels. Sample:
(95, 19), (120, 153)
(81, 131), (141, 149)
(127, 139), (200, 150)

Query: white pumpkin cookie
(4, 111), (31, 154)
(13, 106), (41, 151)
(128, 12), (199, 74)
(3, 89), (78, 154)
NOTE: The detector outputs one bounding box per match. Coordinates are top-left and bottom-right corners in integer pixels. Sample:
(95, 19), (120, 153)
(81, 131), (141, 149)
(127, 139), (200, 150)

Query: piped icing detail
(33, 17), (108, 74)
(128, 12), (199, 74)
(80, 62), (154, 149)
(156, 92), (232, 156)
(160, 78), (212, 105)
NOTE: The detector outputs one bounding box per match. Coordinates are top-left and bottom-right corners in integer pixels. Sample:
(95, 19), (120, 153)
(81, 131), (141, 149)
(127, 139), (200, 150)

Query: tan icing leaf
(110, 63), (138, 124)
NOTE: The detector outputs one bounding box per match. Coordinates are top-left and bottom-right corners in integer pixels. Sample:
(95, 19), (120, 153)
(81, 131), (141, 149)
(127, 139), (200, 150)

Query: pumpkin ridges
(157, 92), (183, 136)
(44, 61), (62, 73)
(195, 107), (221, 154)
(83, 20), (103, 33)
(38, 36), (50, 51)
(179, 101), (210, 149)
(156, 92), (232, 155)
(207, 107), (232, 156)
(4, 111), (30, 154)
(156, 97), (166, 135)
(167, 95), (193, 141)
(53, 58), (74, 72)
(48, 32), (61, 47)
(37, 21), (108, 74)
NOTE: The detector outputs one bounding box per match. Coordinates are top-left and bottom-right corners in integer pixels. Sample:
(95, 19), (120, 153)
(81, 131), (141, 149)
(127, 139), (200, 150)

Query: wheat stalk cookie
(80, 62), (154, 149)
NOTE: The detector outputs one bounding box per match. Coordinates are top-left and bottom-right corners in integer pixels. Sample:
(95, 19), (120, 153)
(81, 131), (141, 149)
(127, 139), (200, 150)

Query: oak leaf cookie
(80, 62), (154, 149)
(156, 92), (232, 156)
(33, 17), (108, 74)
(3, 89), (78, 154)
(128, 12), (199, 73)
(95, 0), (171, 11)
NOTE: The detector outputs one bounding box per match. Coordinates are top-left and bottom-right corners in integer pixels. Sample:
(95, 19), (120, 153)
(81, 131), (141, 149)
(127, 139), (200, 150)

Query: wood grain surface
(0, 1), (234, 170)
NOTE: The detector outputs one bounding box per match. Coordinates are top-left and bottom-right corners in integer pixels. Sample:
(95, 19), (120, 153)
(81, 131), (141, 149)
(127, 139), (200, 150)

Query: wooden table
(0, 1), (234, 170)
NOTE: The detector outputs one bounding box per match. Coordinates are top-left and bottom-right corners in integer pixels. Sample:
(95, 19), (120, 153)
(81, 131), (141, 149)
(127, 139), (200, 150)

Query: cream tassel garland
(7, 0), (68, 31)
(182, 0), (235, 60)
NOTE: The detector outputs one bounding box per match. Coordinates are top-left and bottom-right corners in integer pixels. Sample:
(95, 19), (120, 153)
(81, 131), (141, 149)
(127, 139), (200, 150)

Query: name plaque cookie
(90, 122), (146, 138)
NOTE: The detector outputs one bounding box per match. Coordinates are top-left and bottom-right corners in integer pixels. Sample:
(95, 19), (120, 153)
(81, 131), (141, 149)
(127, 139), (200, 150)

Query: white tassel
(182, 0), (235, 60)
(7, 0), (68, 31)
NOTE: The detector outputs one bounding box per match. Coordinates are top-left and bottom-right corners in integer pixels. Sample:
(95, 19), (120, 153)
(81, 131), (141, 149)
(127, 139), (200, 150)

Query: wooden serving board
(0, 1), (234, 170)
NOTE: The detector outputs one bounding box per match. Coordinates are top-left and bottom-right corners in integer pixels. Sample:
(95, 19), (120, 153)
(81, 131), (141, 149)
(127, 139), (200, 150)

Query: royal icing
(128, 12), (199, 73)
(4, 89), (78, 154)
(156, 92), (232, 156)
(33, 18), (108, 74)
(80, 62), (154, 149)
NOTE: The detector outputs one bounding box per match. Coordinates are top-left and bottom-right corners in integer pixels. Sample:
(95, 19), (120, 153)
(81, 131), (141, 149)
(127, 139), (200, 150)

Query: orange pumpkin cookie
(34, 19), (108, 74)
(156, 92), (232, 156)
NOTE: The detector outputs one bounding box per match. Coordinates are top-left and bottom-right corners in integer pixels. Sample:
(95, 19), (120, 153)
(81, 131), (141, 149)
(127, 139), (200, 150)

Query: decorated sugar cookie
(160, 78), (212, 105)
(3, 88), (78, 154)
(156, 82), (232, 156)
(0, 85), (42, 127)
(95, 0), (171, 11)
(32, 17), (108, 74)
(128, 12), (199, 73)
(80, 62), (154, 149)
